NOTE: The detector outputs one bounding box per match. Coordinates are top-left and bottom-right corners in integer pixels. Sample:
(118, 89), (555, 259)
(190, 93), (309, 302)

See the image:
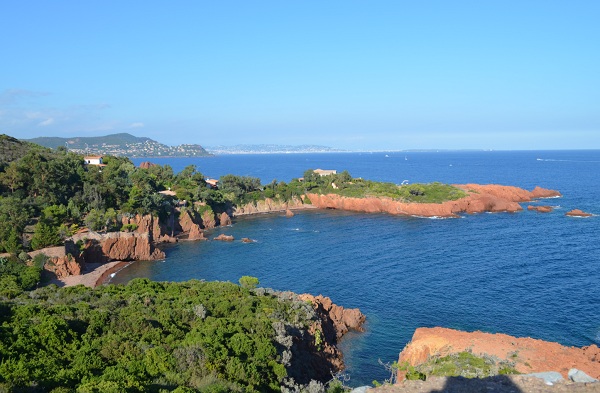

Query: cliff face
(72, 231), (166, 263)
(232, 196), (312, 216)
(45, 254), (82, 278)
(298, 294), (366, 339)
(176, 210), (206, 240)
(306, 185), (561, 218)
(272, 291), (366, 387)
(398, 327), (600, 380)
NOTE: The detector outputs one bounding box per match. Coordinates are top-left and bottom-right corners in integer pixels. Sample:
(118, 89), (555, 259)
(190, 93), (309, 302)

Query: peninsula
(25, 132), (211, 157)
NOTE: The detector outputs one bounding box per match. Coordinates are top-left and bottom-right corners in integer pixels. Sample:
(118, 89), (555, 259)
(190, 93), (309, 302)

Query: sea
(110, 151), (600, 386)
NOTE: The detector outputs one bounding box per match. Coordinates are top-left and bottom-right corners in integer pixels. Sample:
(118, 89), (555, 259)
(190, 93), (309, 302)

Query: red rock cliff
(74, 232), (166, 263)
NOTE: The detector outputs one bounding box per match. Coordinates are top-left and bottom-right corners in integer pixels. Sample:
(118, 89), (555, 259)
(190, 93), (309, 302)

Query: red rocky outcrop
(45, 254), (82, 278)
(72, 231), (165, 263)
(298, 294), (366, 339)
(201, 210), (217, 229)
(306, 184), (562, 218)
(213, 234), (234, 241)
(100, 232), (165, 261)
(122, 214), (174, 243)
(219, 212), (232, 226)
(566, 209), (593, 217)
(528, 205), (554, 213)
(139, 161), (157, 169)
(530, 186), (562, 198)
(178, 210), (205, 240)
(397, 327), (600, 381)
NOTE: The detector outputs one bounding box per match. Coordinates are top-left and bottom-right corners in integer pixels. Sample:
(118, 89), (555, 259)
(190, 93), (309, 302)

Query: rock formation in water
(397, 327), (600, 381)
(306, 185), (562, 218)
(214, 234), (234, 241)
(219, 212), (232, 226)
(566, 209), (593, 217)
(528, 205), (554, 213)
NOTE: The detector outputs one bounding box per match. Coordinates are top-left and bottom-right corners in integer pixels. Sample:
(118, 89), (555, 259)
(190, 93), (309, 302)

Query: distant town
(25, 133), (346, 157)
(26, 133), (211, 158)
(205, 144), (345, 154)
(68, 140), (210, 158)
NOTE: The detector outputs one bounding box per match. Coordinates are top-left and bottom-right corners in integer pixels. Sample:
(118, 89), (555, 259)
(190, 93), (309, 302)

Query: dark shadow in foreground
(429, 375), (523, 393)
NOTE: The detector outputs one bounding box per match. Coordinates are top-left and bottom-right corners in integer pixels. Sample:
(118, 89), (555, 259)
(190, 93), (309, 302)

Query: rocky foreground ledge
(307, 184), (561, 218)
(398, 327), (600, 380)
(367, 327), (600, 392)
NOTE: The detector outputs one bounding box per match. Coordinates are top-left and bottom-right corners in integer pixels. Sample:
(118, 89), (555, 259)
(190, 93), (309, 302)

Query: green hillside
(26, 132), (153, 149)
(0, 134), (49, 165)
(23, 133), (211, 157)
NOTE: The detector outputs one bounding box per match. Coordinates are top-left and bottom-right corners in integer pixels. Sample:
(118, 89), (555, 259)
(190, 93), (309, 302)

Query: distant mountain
(26, 133), (153, 149)
(206, 144), (345, 154)
(25, 133), (211, 158)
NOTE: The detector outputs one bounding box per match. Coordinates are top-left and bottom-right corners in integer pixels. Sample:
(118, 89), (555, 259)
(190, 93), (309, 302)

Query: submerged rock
(214, 234), (234, 241)
(528, 205), (554, 213)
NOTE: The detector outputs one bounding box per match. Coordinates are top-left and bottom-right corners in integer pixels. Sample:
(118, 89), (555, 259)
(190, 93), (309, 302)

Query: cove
(110, 205), (600, 386)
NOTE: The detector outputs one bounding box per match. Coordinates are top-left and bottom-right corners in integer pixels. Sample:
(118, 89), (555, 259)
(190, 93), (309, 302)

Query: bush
(239, 276), (260, 289)
(121, 223), (138, 232)
(0, 279), (313, 392)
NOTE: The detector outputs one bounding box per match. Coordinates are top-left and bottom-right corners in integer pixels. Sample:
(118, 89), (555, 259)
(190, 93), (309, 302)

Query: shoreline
(231, 203), (318, 217)
(51, 261), (131, 288)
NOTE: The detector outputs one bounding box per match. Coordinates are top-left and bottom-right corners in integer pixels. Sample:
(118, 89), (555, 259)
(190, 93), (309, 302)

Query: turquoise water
(116, 151), (600, 385)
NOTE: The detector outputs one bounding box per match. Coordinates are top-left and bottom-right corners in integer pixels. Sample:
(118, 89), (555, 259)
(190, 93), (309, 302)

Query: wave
(537, 158), (600, 163)
(410, 215), (457, 220)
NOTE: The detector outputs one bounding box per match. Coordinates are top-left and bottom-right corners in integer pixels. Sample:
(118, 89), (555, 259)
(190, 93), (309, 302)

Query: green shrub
(238, 275), (260, 289)
(121, 223), (138, 232)
(411, 351), (519, 379)
(0, 279), (316, 392)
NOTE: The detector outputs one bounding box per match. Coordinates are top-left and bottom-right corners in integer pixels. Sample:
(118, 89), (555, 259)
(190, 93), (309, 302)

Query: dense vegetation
(0, 278), (327, 392)
(300, 169), (467, 203)
(0, 134), (467, 255)
(0, 135), (223, 253)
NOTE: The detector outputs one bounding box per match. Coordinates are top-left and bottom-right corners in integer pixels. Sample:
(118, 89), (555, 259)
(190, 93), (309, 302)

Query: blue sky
(1, 1), (599, 150)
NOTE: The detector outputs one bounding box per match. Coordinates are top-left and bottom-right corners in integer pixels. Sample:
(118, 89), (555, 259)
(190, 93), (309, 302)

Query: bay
(114, 151), (600, 386)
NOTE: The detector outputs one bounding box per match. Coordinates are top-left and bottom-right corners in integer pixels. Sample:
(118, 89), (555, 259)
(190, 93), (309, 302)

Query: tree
(239, 276), (259, 289)
(0, 162), (25, 194)
(30, 222), (61, 250)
